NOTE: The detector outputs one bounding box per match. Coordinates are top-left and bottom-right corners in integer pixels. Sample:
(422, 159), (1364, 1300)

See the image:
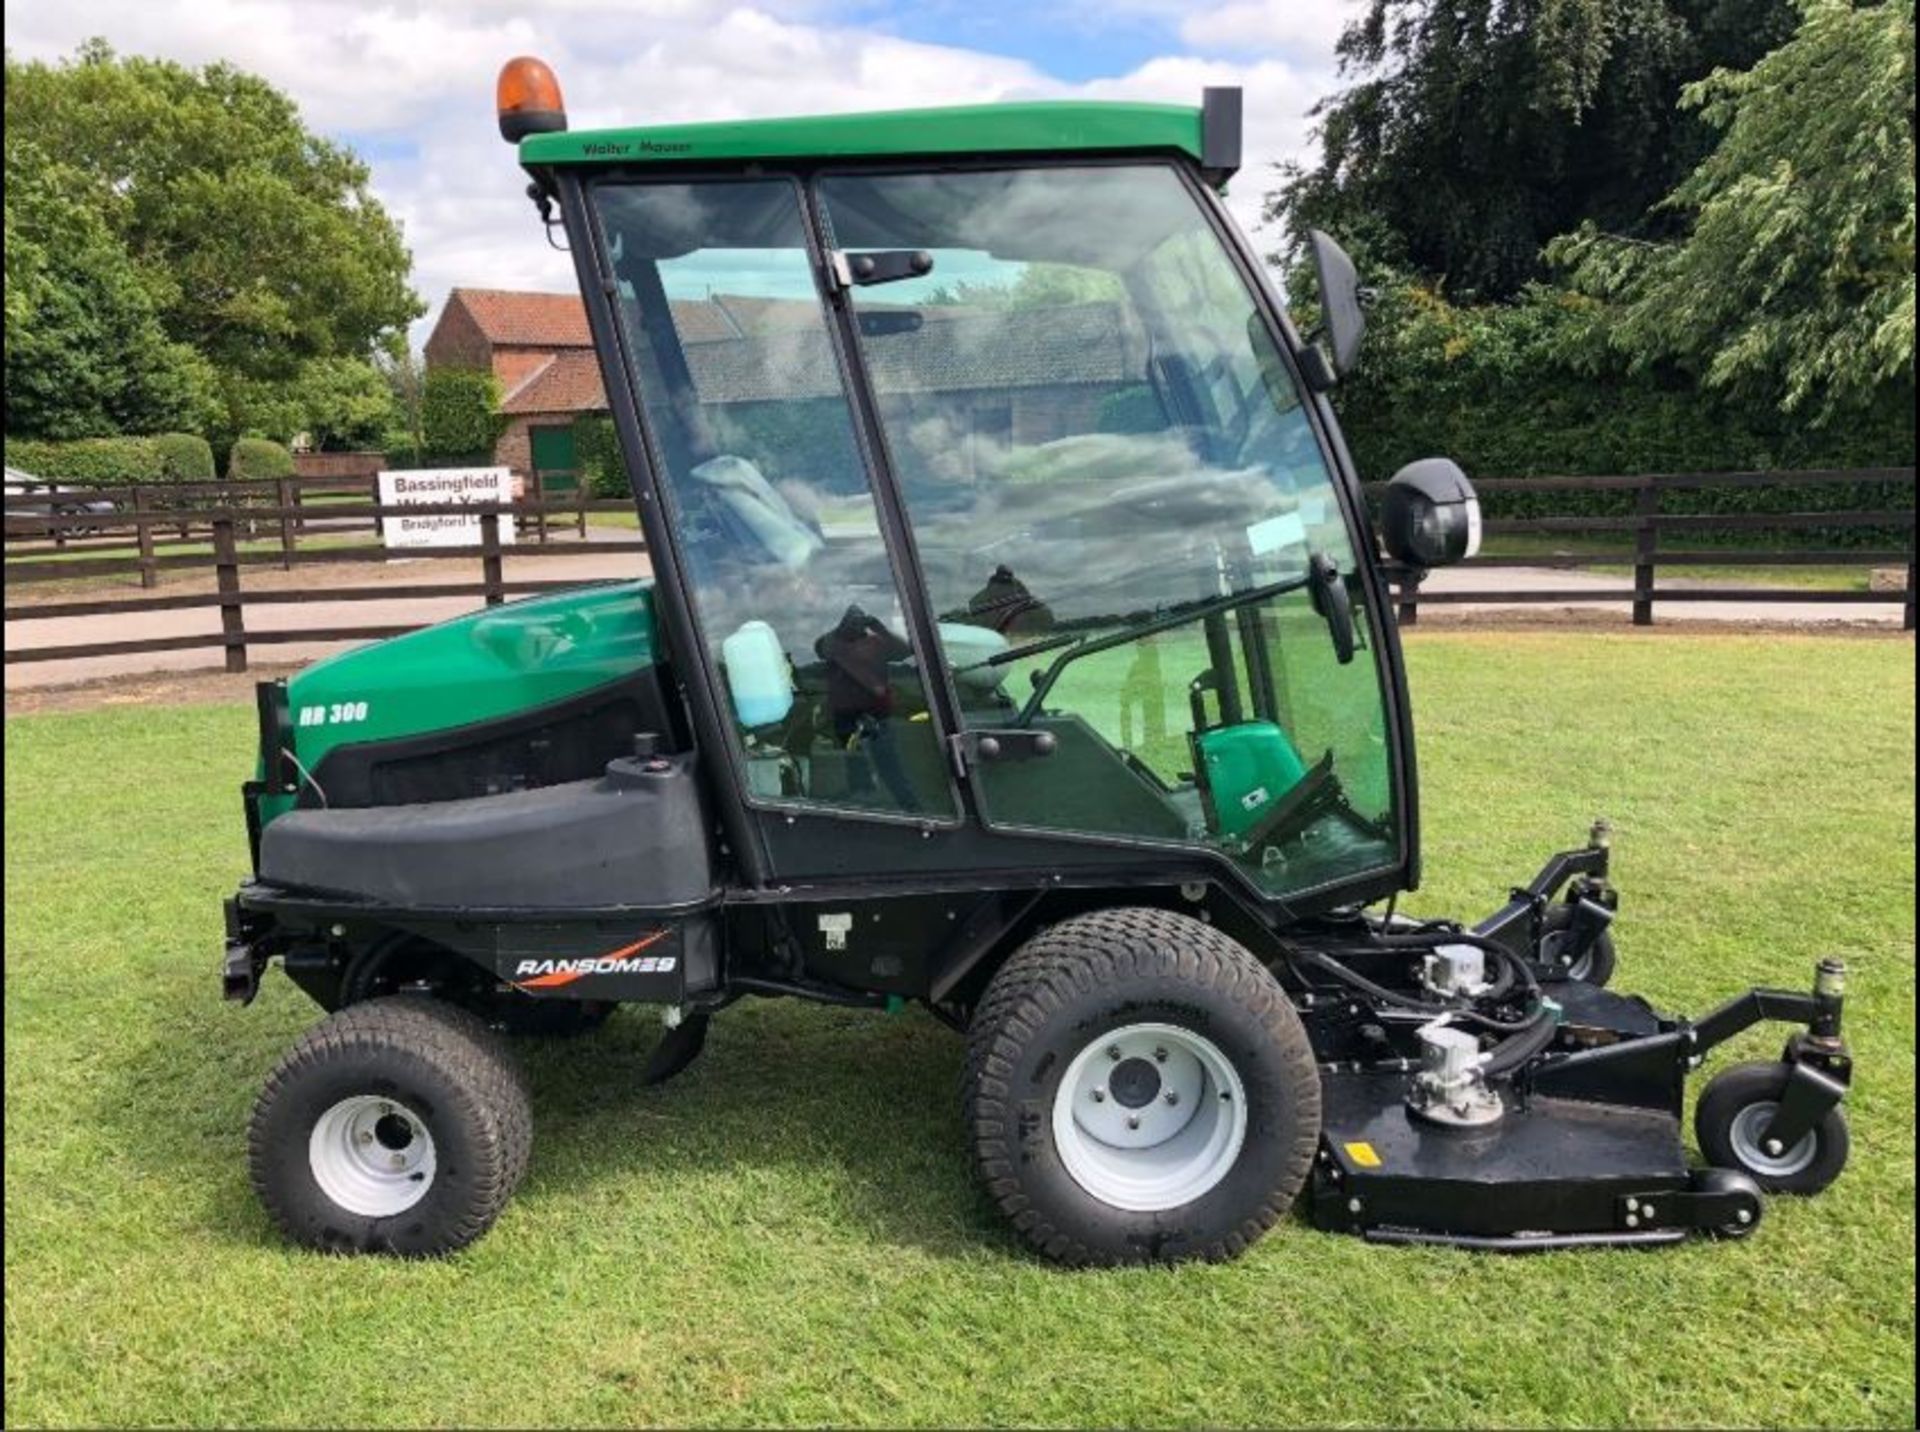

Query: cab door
(817, 163), (1406, 900)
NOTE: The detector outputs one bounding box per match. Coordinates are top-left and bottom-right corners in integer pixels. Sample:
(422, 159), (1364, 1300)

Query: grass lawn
(5, 632), (1914, 1428)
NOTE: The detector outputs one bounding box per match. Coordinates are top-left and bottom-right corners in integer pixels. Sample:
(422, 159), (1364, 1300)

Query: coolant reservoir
(721, 620), (793, 728)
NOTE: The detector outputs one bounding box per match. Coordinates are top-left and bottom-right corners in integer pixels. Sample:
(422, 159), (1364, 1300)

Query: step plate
(1309, 1069), (1690, 1244)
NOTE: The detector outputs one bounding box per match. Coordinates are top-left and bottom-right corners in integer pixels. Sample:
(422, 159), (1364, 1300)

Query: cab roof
(519, 98), (1231, 175)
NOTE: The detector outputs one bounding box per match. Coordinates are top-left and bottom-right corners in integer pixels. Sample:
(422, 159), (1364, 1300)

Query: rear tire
(249, 996), (533, 1255)
(965, 907), (1320, 1266)
(1695, 1060), (1849, 1196)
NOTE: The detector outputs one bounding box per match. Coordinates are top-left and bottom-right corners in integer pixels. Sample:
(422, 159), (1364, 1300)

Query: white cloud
(1177, 0), (1355, 59)
(6, 1), (1338, 343)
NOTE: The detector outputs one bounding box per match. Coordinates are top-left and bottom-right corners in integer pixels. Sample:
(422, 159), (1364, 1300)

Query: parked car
(3, 465), (119, 536)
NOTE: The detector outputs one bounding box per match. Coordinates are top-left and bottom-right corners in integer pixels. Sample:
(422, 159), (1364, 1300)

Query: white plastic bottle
(721, 620), (793, 728)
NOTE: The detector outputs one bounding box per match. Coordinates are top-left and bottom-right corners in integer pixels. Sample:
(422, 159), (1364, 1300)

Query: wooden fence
(3, 468), (592, 583)
(5, 486), (642, 671)
(3, 467), (1913, 673)
(1374, 467), (1914, 630)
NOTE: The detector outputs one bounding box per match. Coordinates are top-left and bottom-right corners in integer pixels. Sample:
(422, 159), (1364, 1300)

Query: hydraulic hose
(1290, 947), (1542, 1034)
(1478, 1009), (1560, 1078)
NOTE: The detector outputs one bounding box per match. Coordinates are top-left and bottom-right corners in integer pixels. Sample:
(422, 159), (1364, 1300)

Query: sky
(4, 0), (1358, 346)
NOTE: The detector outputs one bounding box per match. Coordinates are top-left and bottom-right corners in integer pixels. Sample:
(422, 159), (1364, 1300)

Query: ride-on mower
(224, 58), (1856, 1262)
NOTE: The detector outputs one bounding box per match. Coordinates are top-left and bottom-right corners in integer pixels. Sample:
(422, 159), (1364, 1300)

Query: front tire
(249, 996), (533, 1255)
(1695, 1060), (1850, 1196)
(965, 908), (1320, 1266)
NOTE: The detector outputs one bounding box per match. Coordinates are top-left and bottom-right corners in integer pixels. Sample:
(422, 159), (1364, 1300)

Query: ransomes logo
(513, 932), (674, 988)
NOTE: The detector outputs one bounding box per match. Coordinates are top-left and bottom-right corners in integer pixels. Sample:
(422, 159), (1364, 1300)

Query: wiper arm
(951, 627), (1084, 675)
(1016, 574), (1311, 727)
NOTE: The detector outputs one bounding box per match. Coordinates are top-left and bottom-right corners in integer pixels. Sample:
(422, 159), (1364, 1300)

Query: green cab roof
(518, 100), (1207, 169)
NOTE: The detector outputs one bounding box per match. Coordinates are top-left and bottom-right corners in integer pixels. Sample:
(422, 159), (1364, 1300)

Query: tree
(4, 137), (217, 439)
(4, 42), (423, 442)
(1553, 0), (1915, 419)
(420, 369), (504, 460)
(1269, 0), (1802, 297)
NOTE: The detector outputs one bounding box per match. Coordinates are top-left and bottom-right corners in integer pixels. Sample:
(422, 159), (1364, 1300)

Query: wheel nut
(1625, 1213), (1639, 1228)
(1126, 1115), (1141, 1130)
(1107, 1045), (1121, 1061)
(1737, 1209), (1753, 1224)
(1626, 1197), (1639, 1212)
(1091, 1087), (1106, 1103)
(1164, 1090), (1179, 1106)
(357, 1130), (374, 1145)
(1347, 1197), (1362, 1214)
(1153, 1046), (1168, 1063)
(1765, 1139), (1784, 1156)
(389, 1153), (406, 1169)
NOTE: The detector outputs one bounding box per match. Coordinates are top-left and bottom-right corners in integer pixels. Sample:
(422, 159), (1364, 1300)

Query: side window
(595, 179), (955, 820)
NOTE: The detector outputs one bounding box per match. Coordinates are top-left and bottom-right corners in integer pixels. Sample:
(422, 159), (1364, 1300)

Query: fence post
(1904, 522), (1916, 633)
(133, 485), (158, 590)
(212, 512), (248, 673)
(1397, 570), (1421, 627)
(481, 509), (505, 607)
(276, 476), (295, 570)
(1632, 480), (1660, 627)
(532, 468), (549, 545)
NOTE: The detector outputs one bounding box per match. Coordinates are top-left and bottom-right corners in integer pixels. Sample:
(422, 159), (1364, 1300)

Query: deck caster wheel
(1691, 1167), (1765, 1240)
(249, 996), (533, 1255)
(1538, 902), (1616, 986)
(1695, 1061), (1849, 1196)
(964, 908), (1320, 1267)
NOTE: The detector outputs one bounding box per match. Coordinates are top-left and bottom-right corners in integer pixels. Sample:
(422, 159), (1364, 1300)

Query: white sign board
(376, 467), (518, 549)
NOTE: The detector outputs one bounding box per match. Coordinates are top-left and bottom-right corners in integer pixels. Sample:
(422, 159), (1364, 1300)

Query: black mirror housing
(1308, 230), (1366, 377)
(1382, 458), (1482, 569)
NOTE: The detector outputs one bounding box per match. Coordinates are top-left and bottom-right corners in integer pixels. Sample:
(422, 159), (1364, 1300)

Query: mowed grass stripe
(4, 631), (1913, 1428)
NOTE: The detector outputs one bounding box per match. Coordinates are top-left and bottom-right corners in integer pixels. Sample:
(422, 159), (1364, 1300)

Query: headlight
(1381, 458), (1481, 568)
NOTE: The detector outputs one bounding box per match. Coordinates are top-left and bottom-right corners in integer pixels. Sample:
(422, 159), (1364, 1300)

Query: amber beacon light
(497, 57), (567, 143)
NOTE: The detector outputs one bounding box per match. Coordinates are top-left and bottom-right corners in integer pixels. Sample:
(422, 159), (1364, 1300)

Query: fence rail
(1362, 467), (1914, 629)
(5, 490), (643, 670)
(4, 467), (1913, 673)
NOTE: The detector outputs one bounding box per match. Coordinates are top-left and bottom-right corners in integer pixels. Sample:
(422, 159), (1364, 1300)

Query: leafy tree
(4, 42), (422, 442)
(376, 349), (429, 462)
(1271, 0), (1801, 297)
(1552, 0), (1916, 419)
(4, 138), (217, 439)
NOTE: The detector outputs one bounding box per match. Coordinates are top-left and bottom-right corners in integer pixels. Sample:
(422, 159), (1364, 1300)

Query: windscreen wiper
(1016, 574), (1311, 726)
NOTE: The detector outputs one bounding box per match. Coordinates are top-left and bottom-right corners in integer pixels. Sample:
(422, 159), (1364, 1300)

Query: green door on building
(529, 424), (578, 494)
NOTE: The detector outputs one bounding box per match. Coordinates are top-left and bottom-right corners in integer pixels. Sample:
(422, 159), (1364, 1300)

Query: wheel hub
(1728, 1101), (1817, 1178)
(309, 1095), (438, 1217)
(1051, 1022), (1248, 1213)
(1108, 1057), (1163, 1108)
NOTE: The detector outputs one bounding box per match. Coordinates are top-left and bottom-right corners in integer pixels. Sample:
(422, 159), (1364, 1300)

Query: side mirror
(1382, 458), (1482, 569)
(1307, 551), (1357, 666)
(1306, 230), (1366, 385)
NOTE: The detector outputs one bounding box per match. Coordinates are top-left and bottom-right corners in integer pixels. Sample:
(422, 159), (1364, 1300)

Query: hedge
(572, 415), (629, 498)
(421, 369), (504, 461)
(227, 437), (294, 481)
(153, 433), (216, 482)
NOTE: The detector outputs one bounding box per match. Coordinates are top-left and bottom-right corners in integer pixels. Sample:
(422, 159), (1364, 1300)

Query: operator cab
(570, 128), (1470, 909)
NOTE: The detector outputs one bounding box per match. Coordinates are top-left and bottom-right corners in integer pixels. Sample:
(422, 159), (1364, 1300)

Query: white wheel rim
(308, 1095), (437, 1217)
(1051, 1022), (1248, 1213)
(1728, 1101), (1816, 1178)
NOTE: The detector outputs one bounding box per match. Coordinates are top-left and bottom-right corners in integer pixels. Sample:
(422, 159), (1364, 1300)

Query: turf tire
(965, 907), (1320, 1267)
(249, 996), (533, 1255)
(1695, 1060), (1849, 1196)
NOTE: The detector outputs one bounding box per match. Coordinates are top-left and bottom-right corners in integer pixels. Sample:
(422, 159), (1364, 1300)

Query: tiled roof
(449, 289), (595, 347)
(499, 351), (608, 415)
